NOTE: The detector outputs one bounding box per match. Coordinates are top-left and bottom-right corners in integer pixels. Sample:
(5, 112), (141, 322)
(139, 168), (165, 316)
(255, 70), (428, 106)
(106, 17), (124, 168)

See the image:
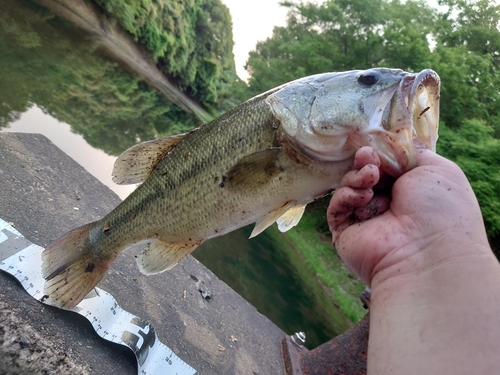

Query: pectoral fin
(136, 238), (203, 275)
(277, 204), (306, 232)
(227, 148), (282, 189)
(250, 201), (295, 238)
(112, 133), (189, 185)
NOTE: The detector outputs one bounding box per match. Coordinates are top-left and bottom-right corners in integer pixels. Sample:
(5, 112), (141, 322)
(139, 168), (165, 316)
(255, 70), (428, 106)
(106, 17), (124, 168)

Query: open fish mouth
(378, 69), (440, 176)
(402, 69), (440, 151)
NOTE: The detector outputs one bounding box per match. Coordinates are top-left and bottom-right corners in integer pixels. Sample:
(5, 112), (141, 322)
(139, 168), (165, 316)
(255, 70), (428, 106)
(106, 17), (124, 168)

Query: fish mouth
(377, 69), (440, 177)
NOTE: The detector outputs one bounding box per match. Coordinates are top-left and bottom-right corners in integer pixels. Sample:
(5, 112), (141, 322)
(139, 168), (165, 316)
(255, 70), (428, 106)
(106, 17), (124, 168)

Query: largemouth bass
(42, 68), (440, 309)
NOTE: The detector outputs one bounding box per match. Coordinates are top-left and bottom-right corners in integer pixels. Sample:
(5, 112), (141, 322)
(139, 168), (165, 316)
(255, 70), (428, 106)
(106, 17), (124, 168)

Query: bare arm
(328, 147), (500, 375)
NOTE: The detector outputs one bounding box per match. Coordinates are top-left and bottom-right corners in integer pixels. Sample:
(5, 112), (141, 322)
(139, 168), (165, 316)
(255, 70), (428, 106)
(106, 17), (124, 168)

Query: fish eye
(357, 71), (381, 87)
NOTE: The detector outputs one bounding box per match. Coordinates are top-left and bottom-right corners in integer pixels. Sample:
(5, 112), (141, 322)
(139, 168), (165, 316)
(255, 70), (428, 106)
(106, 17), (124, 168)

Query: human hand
(329, 147), (500, 375)
(327, 146), (491, 287)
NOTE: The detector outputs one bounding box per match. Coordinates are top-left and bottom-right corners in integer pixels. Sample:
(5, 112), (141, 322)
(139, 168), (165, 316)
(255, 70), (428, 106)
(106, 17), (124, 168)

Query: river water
(0, 0), (354, 349)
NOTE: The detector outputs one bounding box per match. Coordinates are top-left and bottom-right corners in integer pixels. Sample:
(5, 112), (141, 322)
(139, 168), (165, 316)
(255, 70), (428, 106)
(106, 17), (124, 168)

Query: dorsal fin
(112, 134), (189, 185)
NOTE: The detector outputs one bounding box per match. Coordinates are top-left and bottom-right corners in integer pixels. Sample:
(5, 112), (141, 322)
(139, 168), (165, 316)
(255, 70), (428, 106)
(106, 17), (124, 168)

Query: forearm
(368, 243), (500, 375)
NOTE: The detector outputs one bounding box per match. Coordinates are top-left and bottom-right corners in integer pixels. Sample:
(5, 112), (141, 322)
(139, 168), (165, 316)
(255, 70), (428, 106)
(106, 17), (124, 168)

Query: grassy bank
(268, 209), (367, 324)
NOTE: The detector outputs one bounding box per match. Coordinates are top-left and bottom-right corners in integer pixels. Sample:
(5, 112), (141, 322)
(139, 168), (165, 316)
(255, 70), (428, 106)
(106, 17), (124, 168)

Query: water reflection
(0, 0), (351, 349)
(3, 105), (135, 199)
(194, 226), (351, 347)
(0, 0), (199, 156)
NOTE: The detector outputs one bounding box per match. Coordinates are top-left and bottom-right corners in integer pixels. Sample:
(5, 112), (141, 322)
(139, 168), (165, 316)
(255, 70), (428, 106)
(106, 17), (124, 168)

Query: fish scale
(121, 94), (279, 240)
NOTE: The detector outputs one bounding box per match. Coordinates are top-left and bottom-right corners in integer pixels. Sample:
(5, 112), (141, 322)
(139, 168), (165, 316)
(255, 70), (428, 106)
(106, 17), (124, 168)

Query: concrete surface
(0, 133), (286, 374)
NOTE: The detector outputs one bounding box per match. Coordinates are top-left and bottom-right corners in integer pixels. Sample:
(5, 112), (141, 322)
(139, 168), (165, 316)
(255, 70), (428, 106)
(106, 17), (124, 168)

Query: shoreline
(34, 0), (213, 123)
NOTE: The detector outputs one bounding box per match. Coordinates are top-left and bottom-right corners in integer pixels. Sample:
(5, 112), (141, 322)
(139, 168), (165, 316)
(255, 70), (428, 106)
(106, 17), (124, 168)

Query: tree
(93, 0), (237, 111)
(438, 120), (500, 243)
(245, 0), (438, 96)
(435, 0), (500, 134)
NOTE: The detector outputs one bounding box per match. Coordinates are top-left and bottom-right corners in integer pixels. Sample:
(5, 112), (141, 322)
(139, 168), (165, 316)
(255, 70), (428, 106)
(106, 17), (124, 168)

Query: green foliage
(283, 211), (367, 323)
(93, 0), (236, 111)
(215, 69), (252, 110)
(0, 0), (198, 155)
(434, 0), (500, 133)
(438, 120), (500, 238)
(430, 45), (489, 127)
(437, 0), (500, 60)
(246, 0), (437, 96)
(380, 0), (437, 71)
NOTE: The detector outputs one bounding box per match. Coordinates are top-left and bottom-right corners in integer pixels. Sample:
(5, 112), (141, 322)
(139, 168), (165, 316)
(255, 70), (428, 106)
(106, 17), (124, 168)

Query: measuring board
(0, 218), (197, 375)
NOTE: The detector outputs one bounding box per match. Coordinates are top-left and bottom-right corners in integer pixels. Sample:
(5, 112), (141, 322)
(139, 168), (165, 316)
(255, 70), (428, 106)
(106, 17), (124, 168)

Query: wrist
(369, 227), (492, 289)
(367, 242), (500, 375)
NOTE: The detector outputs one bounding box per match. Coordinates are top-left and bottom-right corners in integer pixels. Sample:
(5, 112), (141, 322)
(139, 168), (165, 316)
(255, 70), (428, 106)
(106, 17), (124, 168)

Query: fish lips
(376, 69), (440, 177)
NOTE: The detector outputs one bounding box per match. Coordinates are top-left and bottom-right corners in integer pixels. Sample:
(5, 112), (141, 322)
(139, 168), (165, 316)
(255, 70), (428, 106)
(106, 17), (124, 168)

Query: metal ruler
(0, 218), (197, 375)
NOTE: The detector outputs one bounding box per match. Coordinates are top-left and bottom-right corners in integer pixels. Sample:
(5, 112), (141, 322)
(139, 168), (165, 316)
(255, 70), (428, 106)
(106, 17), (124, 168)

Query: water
(0, 0), (353, 349)
(194, 226), (353, 347)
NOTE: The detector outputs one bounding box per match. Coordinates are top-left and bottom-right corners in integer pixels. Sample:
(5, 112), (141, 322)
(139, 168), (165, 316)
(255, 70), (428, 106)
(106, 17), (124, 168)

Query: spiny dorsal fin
(112, 134), (189, 185)
(277, 204), (307, 232)
(250, 201), (295, 239)
(226, 148), (282, 189)
(136, 238), (203, 275)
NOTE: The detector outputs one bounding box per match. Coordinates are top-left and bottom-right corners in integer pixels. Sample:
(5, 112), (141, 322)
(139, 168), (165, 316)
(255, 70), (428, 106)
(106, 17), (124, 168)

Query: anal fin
(277, 204), (306, 232)
(136, 238), (203, 275)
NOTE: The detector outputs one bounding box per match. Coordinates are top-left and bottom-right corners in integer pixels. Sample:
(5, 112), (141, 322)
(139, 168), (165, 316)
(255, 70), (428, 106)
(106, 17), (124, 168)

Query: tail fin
(41, 222), (115, 309)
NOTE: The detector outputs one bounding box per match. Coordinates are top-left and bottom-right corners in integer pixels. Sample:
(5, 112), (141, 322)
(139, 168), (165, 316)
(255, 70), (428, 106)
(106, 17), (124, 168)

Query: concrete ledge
(0, 133), (286, 374)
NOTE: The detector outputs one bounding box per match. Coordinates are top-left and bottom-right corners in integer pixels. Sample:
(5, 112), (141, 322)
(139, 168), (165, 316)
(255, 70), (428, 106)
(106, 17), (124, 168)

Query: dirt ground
(0, 301), (90, 375)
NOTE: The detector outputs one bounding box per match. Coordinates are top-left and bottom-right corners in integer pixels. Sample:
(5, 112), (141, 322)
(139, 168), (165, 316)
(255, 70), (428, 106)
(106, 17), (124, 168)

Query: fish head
(266, 68), (440, 177)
